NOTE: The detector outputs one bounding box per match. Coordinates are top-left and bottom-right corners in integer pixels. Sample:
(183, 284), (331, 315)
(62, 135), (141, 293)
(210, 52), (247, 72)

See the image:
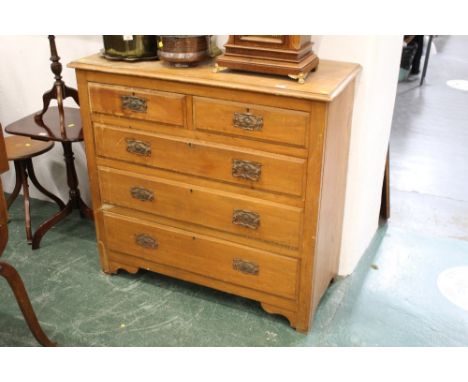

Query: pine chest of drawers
(70, 54), (360, 332)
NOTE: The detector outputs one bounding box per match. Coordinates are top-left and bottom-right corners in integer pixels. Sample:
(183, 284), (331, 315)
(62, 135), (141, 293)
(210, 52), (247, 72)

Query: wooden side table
(5, 35), (92, 249)
(5, 107), (92, 249)
(5, 136), (65, 244)
(0, 127), (56, 346)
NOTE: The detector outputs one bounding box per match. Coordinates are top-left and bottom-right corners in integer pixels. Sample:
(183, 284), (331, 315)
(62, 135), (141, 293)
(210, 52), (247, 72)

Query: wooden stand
(5, 136), (63, 245)
(216, 35), (319, 84)
(5, 35), (92, 249)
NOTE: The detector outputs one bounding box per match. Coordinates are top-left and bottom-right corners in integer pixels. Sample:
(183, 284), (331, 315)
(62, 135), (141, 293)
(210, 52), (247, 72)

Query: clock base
(215, 52), (319, 84)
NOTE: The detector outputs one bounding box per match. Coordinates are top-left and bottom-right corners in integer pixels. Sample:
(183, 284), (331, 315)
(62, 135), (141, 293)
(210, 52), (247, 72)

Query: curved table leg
(6, 161), (22, 209)
(26, 158), (65, 210)
(31, 202), (72, 250)
(28, 141), (93, 249)
(0, 261), (56, 346)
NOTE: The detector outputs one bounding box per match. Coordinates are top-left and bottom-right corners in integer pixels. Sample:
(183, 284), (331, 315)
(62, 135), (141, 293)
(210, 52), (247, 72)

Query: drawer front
(99, 167), (303, 249)
(104, 212), (298, 299)
(193, 97), (309, 147)
(95, 124), (306, 197)
(89, 83), (186, 127)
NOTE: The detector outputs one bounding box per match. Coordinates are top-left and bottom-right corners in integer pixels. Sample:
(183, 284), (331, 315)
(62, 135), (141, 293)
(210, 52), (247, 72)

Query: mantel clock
(215, 35), (319, 83)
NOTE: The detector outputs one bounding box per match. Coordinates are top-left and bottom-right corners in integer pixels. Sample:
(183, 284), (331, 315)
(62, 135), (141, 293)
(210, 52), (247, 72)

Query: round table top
(5, 107), (83, 143)
(5, 135), (54, 161)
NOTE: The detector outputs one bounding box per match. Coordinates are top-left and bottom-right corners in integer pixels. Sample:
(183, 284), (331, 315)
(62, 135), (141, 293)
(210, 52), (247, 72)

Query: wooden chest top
(69, 54), (360, 102)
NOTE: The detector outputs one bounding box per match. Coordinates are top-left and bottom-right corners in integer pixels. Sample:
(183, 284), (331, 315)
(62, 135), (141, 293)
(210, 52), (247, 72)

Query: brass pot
(102, 35), (158, 61)
(158, 35), (209, 67)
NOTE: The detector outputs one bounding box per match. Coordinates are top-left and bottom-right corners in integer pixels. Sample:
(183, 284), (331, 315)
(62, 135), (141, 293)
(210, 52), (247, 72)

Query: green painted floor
(1, 197), (468, 346)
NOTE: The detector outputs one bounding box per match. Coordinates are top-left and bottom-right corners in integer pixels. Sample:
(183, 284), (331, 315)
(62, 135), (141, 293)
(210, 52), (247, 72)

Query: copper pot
(158, 35), (209, 67)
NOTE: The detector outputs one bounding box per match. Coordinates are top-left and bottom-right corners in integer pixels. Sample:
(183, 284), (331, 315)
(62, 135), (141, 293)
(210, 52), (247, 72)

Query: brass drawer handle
(232, 159), (262, 182)
(126, 138), (151, 156)
(233, 111), (263, 131)
(130, 187), (154, 202)
(233, 258), (259, 276)
(135, 233), (158, 249)
(121, 95), (147, 113)
(232, 209), (260, 230)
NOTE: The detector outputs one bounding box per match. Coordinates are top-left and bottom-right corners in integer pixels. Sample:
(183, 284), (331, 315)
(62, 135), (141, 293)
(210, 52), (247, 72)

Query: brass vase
(102, 35), (158, 61)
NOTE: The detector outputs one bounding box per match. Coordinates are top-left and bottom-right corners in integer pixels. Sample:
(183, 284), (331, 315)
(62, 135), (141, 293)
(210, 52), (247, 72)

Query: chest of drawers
(70, 55), (360, 332)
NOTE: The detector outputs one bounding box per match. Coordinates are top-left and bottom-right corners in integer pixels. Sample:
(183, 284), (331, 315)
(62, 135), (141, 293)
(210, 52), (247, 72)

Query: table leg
(31, 141), (92, 249)
(6, 161), (23, 208)
(27, 158), (65, 210)
(0, 261), (57, 346)
(62, 142), (93, 220)
(31, 203), (72, 249)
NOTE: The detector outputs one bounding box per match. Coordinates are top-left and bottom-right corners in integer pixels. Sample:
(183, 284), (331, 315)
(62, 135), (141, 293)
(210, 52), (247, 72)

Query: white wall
(0, 35), (401, 275)
(0, 35), (102, 205)
(313, 36), (402, 274)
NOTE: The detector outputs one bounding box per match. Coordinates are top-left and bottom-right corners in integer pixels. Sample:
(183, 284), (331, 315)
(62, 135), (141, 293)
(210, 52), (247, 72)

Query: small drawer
(99, 167), (303, 249)
(103, 212), (298, 299)
(88, 83), (186, 127)
(193, 97), (309, 147)
(94, 124), (306, 197)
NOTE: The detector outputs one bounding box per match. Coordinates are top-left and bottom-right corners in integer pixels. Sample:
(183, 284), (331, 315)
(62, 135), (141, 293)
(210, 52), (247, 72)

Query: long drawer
(193, 96), (309, 147)
(89, 83), (186, 127)
(94, 124), (306, 197)
(98, 167), (303, 249)
(103, 212), (298, 299)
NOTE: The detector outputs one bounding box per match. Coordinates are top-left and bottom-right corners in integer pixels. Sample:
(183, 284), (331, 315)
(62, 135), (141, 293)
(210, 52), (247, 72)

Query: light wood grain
(89, 83), (186, 127)
(96, 156), (304, 207)
(94, 124), (306, 197)
(72, 57), (360, 332)
(69, 54), (360, 102)
(99, 166), (303, 249)
(76, 71), (111, 272)
(107, 250), (298, 311)
(104, 212), (299, 299)
(295, 101), (328, 332)
(92, 112), (309, 158)
(312, 80), (356, 315)
(105, 204), (301, 259)
(85, 71), (313, 112)
(193, 97), (309, 147)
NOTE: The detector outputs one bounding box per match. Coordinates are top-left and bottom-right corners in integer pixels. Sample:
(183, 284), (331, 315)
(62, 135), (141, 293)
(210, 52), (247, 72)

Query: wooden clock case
(216, 35), (319, 83)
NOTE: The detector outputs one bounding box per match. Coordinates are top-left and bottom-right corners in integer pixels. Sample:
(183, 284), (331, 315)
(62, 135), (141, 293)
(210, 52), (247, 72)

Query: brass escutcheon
(232, 258), (259, 276)
(232, 209), (260, 230)
(126, 138), (151, 156)
(233, 111), (263, 131)
(232, 159), (262, 182)
(130, 187), (154, 202)
(135, 233), (158, 249)
(121, 95), (147, 113)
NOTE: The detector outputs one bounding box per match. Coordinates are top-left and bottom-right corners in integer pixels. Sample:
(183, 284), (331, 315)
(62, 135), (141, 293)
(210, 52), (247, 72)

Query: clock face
(232, 35), (291, 49)
(238, 35), (286, 45)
